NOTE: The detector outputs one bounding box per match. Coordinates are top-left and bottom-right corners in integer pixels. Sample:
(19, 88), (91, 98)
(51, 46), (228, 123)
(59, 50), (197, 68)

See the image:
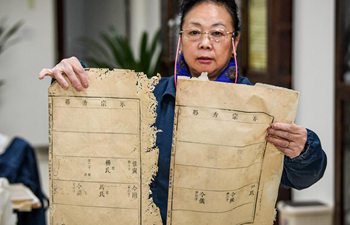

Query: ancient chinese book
(48, 69), (162, 225)
(167, 77), (299, 225)
(49, 70), (298, 225)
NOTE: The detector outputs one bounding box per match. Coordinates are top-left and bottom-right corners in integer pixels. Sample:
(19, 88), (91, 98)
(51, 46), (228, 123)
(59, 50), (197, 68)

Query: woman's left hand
(266, 122), (307, 159)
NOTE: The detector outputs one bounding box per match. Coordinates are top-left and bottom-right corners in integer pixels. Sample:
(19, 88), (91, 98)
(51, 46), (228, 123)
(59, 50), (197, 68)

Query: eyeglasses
(180, 29), (235, 43)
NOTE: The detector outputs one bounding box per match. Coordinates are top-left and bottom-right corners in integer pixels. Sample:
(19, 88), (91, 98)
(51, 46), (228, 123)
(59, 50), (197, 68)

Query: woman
(39, 0), (327, 224)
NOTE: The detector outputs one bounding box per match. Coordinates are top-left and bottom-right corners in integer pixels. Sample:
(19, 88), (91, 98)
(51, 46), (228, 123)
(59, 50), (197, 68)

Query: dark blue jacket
(0, 137), (47, 225)
(150, 76), (327, 224)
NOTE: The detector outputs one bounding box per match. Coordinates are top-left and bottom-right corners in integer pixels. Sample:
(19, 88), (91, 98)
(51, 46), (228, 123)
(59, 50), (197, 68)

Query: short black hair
(180, 0), (240, 37)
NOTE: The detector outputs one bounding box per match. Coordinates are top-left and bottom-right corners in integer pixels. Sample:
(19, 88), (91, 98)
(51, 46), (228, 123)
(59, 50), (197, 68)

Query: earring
(174, 36), (182, 86)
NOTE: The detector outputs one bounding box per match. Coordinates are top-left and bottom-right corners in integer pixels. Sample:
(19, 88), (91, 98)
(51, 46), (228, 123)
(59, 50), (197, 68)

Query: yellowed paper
(167, 77), (299, 225)
(48, 69), (162, 225)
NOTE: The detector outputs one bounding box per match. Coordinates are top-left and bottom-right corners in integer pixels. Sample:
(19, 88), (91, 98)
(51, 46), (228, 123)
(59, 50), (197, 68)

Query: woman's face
(181, 2), (236, 80)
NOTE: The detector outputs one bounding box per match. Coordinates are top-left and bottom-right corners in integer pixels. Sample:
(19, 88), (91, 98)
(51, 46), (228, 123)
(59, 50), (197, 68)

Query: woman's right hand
(38, 56), (89, 91)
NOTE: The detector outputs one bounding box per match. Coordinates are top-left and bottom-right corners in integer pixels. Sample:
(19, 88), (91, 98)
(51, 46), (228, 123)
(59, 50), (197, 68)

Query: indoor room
(0, 0), (346, 225)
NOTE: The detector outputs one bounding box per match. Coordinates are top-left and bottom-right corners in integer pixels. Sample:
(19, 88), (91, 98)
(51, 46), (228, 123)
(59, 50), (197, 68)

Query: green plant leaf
(139, 32), (148, 70)
(0, 21), (23, 43)
(0, 20), (23, 54)
(149, 30), (160, 59)
(117, 36), (136, 69)
(81, 29), (161, 77)
(80, 37), (112, 64)
(147, 30), (162, 77)
(148, 50), (162, 78)
(100, 32), (126, 68)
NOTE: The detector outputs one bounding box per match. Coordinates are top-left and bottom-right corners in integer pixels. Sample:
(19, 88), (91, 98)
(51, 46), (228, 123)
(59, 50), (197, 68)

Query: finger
(267, 135), (304, 159)
(60, 60), (84, 91)
(68, 57), (89, 88)
(270, 123), (302, 134)
(38, 68), (54, 80)
(267, 128), (296, 141)
(51, 68), (69, 89)
(266, 135), (289, 148)
(267, 137), (295, 158)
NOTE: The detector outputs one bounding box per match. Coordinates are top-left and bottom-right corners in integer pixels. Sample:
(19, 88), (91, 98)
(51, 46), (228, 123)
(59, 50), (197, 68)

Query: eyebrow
(188, 21), (227, 28)
(212, 22), (227, 28)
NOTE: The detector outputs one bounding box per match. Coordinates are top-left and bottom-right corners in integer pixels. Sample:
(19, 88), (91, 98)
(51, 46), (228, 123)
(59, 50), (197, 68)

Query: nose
(198, 32), (212, 49)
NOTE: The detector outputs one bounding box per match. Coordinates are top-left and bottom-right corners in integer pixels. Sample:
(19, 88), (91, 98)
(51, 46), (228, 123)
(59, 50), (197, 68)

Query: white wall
(130, 0), (161, 59)
(292, 0), (335, 207)
(0, 0), (55, 146)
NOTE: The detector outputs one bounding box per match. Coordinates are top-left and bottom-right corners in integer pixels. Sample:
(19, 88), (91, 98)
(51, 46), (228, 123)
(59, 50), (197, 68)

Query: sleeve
(280, 129), (327, 189)
(80, 60), (89, 68)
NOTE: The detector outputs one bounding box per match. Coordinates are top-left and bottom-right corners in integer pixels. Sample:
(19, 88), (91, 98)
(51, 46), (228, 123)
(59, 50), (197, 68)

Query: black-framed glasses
(180, 29), (235, 43)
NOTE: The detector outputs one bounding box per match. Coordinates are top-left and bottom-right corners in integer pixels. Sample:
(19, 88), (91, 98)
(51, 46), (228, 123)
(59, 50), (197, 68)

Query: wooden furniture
(335, 0), (350, 224)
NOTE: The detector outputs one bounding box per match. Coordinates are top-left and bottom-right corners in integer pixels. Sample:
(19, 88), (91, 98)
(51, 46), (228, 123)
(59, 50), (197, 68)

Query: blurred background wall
(292, 0), (334, 206)
(0, 0), (55, 146)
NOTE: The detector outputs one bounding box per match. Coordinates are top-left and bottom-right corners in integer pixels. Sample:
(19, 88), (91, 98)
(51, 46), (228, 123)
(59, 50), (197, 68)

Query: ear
(232, 32), (241, 55)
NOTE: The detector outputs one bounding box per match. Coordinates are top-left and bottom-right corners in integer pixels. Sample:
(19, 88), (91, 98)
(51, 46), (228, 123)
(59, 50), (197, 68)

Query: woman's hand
(38, 56), (89, 91)
(266, 122), (307, 159)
